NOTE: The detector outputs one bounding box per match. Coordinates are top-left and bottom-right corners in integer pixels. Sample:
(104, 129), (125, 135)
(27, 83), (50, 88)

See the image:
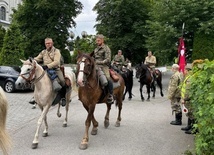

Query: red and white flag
(178, 37), (186, 73)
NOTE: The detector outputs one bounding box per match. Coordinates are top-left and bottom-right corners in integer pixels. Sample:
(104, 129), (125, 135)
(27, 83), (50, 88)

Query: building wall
(0, 0), (22, 29)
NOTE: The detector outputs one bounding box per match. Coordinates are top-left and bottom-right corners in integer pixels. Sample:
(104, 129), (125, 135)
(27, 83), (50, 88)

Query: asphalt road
(3, 70), (194, 155)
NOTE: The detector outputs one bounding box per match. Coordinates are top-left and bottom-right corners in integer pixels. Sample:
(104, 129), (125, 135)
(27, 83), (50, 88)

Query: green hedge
(189, 59), (214, 154)
(192, 33), (214, 61)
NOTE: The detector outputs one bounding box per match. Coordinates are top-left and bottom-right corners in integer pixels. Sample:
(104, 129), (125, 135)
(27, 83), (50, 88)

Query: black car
(0, 66), (33, 93)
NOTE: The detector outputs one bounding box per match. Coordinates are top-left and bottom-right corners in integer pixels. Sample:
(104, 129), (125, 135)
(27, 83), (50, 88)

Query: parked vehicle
(0, 66), (34, 93)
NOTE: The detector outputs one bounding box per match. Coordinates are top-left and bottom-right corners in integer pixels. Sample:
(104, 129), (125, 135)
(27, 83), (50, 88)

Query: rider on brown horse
(93, 34), (114, 104)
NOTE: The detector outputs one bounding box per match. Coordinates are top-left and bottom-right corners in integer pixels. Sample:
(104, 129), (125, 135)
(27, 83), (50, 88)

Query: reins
(20, 64), (45, 84)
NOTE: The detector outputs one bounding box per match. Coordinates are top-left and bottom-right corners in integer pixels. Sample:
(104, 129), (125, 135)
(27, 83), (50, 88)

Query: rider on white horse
(32, 38), (67, 106)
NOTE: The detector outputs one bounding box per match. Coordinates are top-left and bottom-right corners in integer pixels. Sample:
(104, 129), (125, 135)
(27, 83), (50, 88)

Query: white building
(0, 0), (22, 29)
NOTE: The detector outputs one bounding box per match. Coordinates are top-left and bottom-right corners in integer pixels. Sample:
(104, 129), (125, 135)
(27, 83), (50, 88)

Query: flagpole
(181, 23), (185, 37)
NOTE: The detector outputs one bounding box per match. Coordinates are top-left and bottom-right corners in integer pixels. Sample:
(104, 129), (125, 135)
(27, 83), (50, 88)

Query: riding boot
(60, 85), (67, 107)
(107, 80), (114, 104)
(170, 112), (182, 125)
(185, 119), (195, 134)
(181, 118), (192, 131)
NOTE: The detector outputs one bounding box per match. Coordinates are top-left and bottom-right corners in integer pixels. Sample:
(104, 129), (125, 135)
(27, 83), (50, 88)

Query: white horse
(15, 58), (77, 149)
(0, 86), (11, 155)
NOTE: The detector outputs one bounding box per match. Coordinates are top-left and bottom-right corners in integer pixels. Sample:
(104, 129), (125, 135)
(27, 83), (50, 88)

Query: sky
(70, 0), (98, 38)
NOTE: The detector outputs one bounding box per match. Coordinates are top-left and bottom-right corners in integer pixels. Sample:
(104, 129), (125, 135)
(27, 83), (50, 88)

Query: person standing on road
(33, 38), (67, 106)
(112, 50), (125, 71)
(168, 64), (182, 125)
(180, 63), (195, 134)
(93, 34), (114, 104)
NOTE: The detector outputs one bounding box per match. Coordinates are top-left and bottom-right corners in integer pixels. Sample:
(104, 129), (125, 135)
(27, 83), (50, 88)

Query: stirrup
(107, 95), (114, 104)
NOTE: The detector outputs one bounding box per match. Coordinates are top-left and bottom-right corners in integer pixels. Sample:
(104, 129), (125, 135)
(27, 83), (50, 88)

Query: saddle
(109, 69), (119, 82)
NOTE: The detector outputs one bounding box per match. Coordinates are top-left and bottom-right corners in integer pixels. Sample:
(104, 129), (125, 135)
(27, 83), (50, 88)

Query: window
(0, 6), (6, 20)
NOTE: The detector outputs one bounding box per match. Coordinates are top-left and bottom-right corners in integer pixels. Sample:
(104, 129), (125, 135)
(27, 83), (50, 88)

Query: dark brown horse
(135, 63), (163, 101)
(76, 51), (125, 150)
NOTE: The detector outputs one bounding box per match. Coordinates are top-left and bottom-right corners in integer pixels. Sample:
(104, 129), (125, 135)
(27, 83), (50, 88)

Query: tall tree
(93, 0), (151, 64)
(0, 24), (25, 65)
(12, 0), (83, 58)
(0, 25), (6, 52)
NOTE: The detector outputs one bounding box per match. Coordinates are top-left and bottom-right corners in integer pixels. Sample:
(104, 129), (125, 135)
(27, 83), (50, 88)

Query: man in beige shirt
(32, 38), (66, 106)
(144, 51), (156, 71)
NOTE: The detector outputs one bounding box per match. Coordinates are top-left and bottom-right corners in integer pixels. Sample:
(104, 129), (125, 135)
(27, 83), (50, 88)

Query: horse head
(15, 58), (43, 87)
(135, 63), (148, 79)
(76, 51), (95, 87)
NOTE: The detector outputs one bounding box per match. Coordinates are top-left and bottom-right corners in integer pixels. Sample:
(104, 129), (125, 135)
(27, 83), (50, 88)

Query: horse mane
(0, 87), (11, 155)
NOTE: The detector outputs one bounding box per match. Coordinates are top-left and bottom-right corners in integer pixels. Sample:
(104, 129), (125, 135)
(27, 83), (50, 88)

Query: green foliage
(70, 35), (96, 63)
(0, 24), (25, 66)
(0, 25), (6, 52)
(192, 32), (214, 61)
(189, 59), (214, 154)
(146, 0), (214, 65)
(61, 49), (71, 64)
(12, 0), (83, 58)
(93, 0), (151, 64)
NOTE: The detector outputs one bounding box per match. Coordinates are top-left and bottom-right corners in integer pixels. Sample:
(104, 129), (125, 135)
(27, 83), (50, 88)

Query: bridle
(19, 63), (45, 84)
(77, 56), (99, 89)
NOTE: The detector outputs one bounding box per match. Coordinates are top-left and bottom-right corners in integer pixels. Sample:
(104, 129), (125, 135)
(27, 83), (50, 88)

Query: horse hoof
(79, 143), (88, 150)
(161, 94), (164, 97)
(115, 122), (120, 127)
(128, 98), (132, 101)
(141, 99), (145, 102)
(91, 129), (98, 135)
(42, 132), (48, 137)
(31, 143), (38, 149)
(147, 99), (150, 101)
(63, 123), (67, 127)
(104, 121), (109, 128)
(57, 113), (62, 117)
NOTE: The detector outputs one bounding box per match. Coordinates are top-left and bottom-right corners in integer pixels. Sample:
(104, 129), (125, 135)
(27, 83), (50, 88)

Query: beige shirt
(144, 55), (156, 68)
(34, 47), (61, 69)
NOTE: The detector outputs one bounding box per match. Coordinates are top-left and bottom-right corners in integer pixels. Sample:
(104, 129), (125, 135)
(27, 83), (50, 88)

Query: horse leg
(57, 103), (61, 117)
(104, 104), (111, 128)
(157, 80), (164, 97)
(91, 114), (99, 135)
(32, 105), (50, 149)
(42, 114), (48, 137)
(79, 103), (95, 150)
(123, 88), (127, 100)
(62, 95), (71, 127)
(152, 82), (156, 98)
(146, 85), (151, 101)
(140, 84), (145, 101)
(115, 96), (122, 127)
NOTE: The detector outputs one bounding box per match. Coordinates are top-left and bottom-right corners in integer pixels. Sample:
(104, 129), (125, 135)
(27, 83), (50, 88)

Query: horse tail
(70, 71), (78, 92)
(0, 87), (11, 155)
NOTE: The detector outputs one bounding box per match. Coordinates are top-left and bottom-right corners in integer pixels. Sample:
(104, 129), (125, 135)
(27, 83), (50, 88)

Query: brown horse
(76, 51), (125, 150)
(0, 86), (11, 155)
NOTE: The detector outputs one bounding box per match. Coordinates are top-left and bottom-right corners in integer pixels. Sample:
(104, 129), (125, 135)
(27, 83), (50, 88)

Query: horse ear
(90, 51), (94, 57)
(77, 50), (82, 55)
(29, 57), (34, 63)
(20, 59), (25, 63)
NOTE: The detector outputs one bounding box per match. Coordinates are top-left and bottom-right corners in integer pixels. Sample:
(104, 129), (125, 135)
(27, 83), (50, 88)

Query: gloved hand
(42, 65), (48, 70)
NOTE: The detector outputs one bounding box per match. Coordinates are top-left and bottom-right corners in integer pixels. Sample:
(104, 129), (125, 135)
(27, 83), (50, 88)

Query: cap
(185, 63), (192, 70)
(172, 64), (179, 69)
